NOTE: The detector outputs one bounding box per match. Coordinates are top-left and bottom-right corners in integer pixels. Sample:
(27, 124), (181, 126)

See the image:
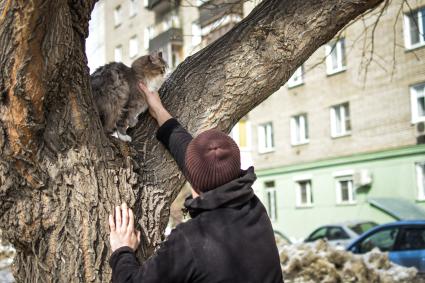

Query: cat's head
(131, 52), (168, 91)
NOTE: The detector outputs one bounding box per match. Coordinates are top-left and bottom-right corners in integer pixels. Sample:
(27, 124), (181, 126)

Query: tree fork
(0, 0), (384, 281)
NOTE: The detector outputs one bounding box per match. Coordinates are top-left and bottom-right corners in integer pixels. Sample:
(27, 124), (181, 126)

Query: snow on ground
(0, 235), (15, 283)
(279, 240), (418, 283)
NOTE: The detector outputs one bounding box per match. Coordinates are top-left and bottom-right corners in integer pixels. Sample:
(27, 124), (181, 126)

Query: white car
(304, 221), (378, 249)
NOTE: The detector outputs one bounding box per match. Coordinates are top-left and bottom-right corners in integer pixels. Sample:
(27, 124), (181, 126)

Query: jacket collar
(184, 166), (257, 218)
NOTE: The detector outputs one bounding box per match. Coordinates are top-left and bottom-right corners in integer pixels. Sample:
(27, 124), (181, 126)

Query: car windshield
(348, 222), (378, 235)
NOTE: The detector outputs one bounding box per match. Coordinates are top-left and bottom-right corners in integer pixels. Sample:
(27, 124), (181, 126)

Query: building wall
(249, 0), (425, 170)
(253, 145), (425, 241)
(86, 0), (106, 72)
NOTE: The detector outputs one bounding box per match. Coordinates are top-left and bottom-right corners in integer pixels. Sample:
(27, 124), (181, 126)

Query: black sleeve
(109, 229), (196, 283)
(156, 118), (193, 173)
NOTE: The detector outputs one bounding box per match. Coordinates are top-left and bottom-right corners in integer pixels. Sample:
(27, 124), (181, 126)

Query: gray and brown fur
(91, 52), (167, 141)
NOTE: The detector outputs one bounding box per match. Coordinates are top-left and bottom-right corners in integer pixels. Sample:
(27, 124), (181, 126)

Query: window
(327, 227), (350, 241)
(296, 180), (313, 207)
(264, 181), (277, 221)
(258, 122), (274, 153)
(287, 66), (304, 88)
(325, 38), (346, 74)
(130, 0), (138, 17)
(230, 119), (250, 149)
(114, 45), (123, 62)
(191, 21), (202, 47)
(416, 162), (425, 200)
(290, 114), (309, 145)
(306, 227), (327, 242)
(398, 228), (425, 250)
(358, 228), (399, 253)
(129, 36), (138, 58)
(114, 5), (122, 27)
(143, 0), (149, 7)
(411, 83), (425, 123)
(404, 7), (425, 49)
(330, 102), (351, 137)
(336, 176), (355, 204)
(144, 27), (153, 50)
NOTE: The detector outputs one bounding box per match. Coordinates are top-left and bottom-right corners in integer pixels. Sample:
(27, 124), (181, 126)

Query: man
(108, 82), (283, 283)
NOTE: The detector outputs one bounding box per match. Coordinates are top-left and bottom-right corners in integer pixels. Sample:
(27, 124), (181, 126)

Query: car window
(349, 222), (378, 235)
(307, 227), (327, 241)
(327, 227), (350, 240)
(397, 228), (425, 251)
(359, 228), (399, 253)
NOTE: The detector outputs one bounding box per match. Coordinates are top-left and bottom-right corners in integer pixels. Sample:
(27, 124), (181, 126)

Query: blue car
(346, 220), (425, 273)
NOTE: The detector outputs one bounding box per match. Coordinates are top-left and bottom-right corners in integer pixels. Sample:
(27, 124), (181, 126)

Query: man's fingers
(108, 214), (115, 231)
(138, 82), (149, 93)
(121, 203), (128, 231)
(128, 208), (135, 233)
(115, 206), (122, 229)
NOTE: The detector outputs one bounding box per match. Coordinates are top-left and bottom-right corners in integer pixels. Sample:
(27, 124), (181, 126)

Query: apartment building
(249, 0), (425, 241)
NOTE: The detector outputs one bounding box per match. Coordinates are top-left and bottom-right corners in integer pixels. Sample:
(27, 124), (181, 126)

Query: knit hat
(185, 129), (241, 193)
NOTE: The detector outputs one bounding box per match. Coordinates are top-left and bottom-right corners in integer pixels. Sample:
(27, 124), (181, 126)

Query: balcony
(148, 15), (183, 52)
(147, 0), (180, 14)
(199, 0), (243, 28)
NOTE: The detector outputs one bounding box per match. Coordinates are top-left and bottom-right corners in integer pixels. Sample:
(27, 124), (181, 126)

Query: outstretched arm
(138, 83), (193, 174)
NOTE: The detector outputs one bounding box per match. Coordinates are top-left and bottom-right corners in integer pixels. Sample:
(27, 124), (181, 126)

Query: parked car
(304, 221), (378, 249)
(346, 220), (425, 273)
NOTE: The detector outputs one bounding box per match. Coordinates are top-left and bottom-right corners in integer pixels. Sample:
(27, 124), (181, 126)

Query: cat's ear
(158, 51), (163, 59)
(148, 55), (154, 63)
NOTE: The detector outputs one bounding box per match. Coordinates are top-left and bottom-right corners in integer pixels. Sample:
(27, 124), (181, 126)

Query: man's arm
(138, 83), (192, 173)
(109, 205), (196, 283)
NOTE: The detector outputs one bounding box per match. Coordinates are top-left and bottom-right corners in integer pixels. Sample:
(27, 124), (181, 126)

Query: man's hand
(138, 82), (172, 126)
(109, 203), (141, 253)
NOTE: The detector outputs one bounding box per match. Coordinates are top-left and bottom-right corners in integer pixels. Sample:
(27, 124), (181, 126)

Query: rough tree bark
(0, 0), (384, 281)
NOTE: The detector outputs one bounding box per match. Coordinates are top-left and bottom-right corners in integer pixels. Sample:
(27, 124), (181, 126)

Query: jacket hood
(184, 166), (257, 218)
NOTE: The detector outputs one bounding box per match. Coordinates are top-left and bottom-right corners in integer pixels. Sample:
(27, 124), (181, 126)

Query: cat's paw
(111, 131), (132, 142)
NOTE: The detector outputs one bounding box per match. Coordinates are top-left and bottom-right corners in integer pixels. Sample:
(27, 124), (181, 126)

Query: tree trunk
(0, 0), (384, 281)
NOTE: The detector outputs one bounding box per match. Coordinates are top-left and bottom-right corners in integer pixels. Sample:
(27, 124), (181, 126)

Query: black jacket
(109, 119), (283, 283)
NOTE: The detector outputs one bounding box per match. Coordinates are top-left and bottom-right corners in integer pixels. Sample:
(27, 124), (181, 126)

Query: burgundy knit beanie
(185, 129), (241, 193)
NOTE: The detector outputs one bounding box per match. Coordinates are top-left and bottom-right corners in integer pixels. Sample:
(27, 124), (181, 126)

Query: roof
(368, 197), (425, 220)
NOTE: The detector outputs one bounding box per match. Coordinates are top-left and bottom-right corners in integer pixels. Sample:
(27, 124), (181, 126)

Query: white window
(129, 36), (139, 58)
(114, 45), (123, 62)
(143, 0), (149, 7)
(288, 66), (304, 88)
(130, 0), (138, 17)
(264, 181), (277, 221)
(325, 38), (346, 74)
(144, 27), (153, 50)
(296, 180), (313, 207)
(290, 114), (309, 145)
(114, 5), (122, 27)
(411, 83), (425, 123)
(192, 21), (202, 47)
(230, 119), (251, 149)
(336, 177), (355, 204)
(404, 7), (425, 49)
(258, 122), (274, 153)
(330, 102), (351, 137)
(416, 162), (425, 200)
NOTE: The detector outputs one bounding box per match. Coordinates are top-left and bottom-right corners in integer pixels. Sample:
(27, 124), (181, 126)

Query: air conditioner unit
(353, 169), (373, 189)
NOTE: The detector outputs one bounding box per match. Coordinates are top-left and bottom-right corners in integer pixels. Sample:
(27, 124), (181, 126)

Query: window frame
(325, 38), (347, 75)
(416, 161), (425, 201)
(257, 122), (275, 153)
(114, 45), (123, 62)
(295, 179), (313, 208)
(410, 82), (425, 123)
(264, 181), (277, 222)
(403, 7), (425, 50)
(287, 65), (304, 88)
(330, 102), (351, 138)
(335, 175), (356, 205)
(114, 5), (122, 27)
(290, 113), (309, 145)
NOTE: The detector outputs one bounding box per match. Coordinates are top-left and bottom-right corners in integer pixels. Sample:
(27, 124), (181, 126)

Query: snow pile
(279, 240), (418, 283)
(0, 231), (15, 281)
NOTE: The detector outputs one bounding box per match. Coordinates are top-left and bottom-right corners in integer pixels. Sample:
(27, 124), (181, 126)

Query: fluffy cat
(91, 52), (167, 142)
